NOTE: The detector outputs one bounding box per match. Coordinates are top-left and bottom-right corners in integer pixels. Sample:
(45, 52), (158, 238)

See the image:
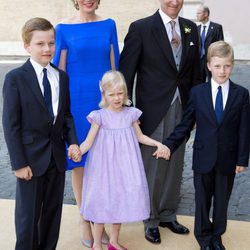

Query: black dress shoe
(200, 246), (213, 250)
(213, 242), (226, 250)
(159, 220), (190, 234)
(144, 226), (161, 244)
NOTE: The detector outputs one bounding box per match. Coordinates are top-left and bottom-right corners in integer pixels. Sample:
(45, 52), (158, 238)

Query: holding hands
(132, 121), (171, 160)
(15, 145), (82, 180)
(68, 144), (82, 162)
(153, 143), (171, 160)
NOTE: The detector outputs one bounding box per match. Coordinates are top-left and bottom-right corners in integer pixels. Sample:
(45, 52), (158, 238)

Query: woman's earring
(96, 0), (100, 9)
(74, 1), (79, 10)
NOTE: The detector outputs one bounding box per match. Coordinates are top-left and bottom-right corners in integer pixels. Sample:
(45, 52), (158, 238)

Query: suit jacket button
(48, 121), (52, 126)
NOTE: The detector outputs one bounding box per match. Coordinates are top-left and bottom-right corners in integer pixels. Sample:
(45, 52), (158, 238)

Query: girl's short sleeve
(87, 110), (101, 125)
(131, 107), (142, 122)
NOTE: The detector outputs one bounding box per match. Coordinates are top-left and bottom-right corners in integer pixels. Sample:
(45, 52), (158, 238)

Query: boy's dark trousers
(15, 156), (65, 250)
(193, 166), (235, 248)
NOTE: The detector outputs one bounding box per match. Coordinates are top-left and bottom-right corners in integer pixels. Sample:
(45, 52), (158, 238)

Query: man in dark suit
(197, 4), (224, 82)
(119, 0), (201, 244)
(164, 41), (250, 250)
(2, 18), (81, 250)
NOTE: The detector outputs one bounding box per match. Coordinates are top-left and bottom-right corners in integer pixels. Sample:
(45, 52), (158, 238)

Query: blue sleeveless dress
(53, 19), (119, 170)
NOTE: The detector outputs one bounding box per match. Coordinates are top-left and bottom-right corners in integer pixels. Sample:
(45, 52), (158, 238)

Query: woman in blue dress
(53, 0), (119, 248)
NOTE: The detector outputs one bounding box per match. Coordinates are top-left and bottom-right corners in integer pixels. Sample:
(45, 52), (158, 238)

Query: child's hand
(153, 143), (171, 160)
(68, 144), (82, 162)
(72, 151), (82, 162)
(14, 166), (33, 181)
(235, 166), (246, 173)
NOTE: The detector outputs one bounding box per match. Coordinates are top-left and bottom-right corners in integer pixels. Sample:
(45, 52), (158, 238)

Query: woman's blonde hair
(99, 70), (131, 108)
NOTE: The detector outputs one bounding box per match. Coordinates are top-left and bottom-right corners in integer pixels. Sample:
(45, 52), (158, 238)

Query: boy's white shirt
(30, 58), (60, 121)
(211, 78), (229, 110)
(199, 21), (210, 37)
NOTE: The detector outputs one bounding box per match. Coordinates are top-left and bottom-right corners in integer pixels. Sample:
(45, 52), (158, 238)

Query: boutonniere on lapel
(183, 25), (191, 34)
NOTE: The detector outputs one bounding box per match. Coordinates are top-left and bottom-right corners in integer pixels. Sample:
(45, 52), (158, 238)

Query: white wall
(204, 0), (250, 59)
(0, 0), (249, 59)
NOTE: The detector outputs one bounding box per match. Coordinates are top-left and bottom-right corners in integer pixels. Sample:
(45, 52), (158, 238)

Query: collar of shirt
(30, 58), (56, 80)
(200, 21), (210, 36)
(30, 58), (50, 78)
(211, 78), (229, 109)
(159, 9), (181, 39)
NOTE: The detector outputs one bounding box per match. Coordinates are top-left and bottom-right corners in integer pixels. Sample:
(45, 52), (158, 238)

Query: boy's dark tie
(42, 68), (54, 118)
(200, 25), (206, 58)
(215, 86), (223, 123)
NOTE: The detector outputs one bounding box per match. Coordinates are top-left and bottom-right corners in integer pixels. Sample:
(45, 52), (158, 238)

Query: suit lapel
(179, 18), (192, 72)
(151, 11), (177, 71)
(203, 81), (238, 126)
(198, 25), (201, 34)
(56, 71), (64, 117)
(203, 82), (218, 125)
(205, 22), (214, 42)
(50, 63), (65, 123)
(221, 80), (238, 123)
(22, 60), (48, 113)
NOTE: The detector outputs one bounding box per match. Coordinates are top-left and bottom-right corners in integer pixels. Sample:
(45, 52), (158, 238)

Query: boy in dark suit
(163, 41), (250, 250)
(2, 17), (81, 250)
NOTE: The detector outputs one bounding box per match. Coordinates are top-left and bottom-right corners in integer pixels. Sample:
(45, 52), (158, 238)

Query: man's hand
(14, 166), (33, 181)
(68, 144), (82, 162)
(235, 165), (246, 173)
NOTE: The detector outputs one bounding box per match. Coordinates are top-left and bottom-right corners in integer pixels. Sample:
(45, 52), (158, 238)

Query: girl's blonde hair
(99, 70), (131, 108)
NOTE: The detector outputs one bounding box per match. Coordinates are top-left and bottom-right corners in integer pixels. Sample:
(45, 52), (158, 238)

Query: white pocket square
(190, 42), (194, 46)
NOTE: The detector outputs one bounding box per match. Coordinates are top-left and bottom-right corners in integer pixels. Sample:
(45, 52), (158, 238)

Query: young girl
(79, 70), (169, 250)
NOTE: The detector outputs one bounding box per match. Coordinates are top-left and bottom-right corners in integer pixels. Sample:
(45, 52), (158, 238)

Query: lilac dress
(80, 107), (150, 223)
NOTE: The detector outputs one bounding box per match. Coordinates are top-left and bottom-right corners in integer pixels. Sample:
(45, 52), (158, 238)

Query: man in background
(197, 4), (224, 82)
